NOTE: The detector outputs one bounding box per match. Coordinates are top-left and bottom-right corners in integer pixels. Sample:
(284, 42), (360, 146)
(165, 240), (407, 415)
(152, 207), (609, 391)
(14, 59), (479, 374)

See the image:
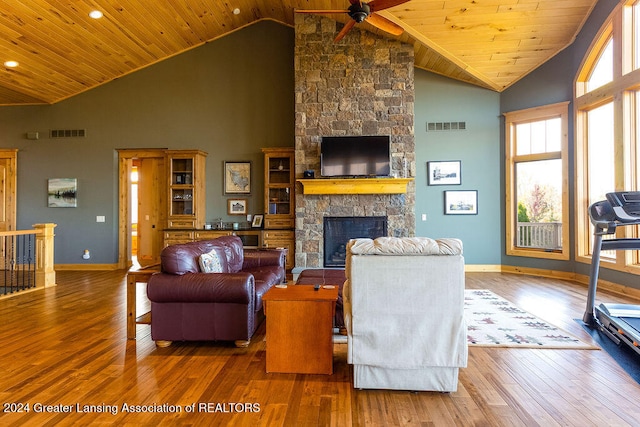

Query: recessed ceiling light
(4, 61), (19, 68)
(233, 8), (241, 15)
(89, 10), (103, 19)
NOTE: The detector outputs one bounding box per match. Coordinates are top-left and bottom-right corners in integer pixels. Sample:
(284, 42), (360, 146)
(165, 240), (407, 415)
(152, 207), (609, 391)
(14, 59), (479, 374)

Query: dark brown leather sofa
(146, 235), (285, 348)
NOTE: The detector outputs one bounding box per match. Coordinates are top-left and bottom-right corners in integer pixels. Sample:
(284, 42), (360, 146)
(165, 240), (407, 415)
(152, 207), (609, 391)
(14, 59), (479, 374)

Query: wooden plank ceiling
(0, 0), (597, 105)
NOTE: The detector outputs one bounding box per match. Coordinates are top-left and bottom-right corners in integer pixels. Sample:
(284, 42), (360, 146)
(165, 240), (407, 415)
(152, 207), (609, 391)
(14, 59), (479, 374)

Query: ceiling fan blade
(368, 0), (411, 13)
(365, 13), (404, 36)
(295, 10), (349, 14)
(334, 20), (356, 42)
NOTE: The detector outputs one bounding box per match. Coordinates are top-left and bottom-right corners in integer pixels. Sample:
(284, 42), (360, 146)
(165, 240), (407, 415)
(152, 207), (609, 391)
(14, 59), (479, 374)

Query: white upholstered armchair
(343, 236), (467, 392)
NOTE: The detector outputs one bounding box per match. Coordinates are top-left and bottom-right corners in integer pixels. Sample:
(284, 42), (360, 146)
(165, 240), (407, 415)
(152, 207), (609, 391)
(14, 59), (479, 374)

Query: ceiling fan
(296, 0), (410, 42)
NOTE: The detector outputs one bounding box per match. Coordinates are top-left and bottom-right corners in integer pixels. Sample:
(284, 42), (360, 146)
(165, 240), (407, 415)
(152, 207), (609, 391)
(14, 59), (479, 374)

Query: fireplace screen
(323, 216), (387, 268)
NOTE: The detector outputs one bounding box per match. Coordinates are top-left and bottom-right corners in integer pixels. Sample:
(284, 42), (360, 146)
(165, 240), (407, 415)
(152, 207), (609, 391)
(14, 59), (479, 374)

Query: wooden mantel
(297, 178), (413, 195)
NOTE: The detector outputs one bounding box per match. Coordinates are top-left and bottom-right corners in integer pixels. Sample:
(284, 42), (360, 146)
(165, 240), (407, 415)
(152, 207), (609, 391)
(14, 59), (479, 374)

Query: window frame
(575, 0), (640, 274)
(504, 102), (570, 260)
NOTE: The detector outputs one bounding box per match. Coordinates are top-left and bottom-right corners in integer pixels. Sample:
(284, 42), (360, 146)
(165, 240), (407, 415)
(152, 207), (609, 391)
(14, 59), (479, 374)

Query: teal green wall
(0, 21), (294, 264)
(414, 70), (501, 265)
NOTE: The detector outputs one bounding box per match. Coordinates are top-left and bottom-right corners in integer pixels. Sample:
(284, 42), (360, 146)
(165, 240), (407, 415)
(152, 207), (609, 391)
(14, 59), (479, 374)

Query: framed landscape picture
(224, 161), (251, 194)
(48, 178), (77, 208)
(427, 161), (461, 185)
(444, 190), (477, 215)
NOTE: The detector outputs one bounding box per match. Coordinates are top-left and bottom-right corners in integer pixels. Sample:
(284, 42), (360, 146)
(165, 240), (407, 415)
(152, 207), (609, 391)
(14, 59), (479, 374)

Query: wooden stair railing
(0, 223), (56, 295)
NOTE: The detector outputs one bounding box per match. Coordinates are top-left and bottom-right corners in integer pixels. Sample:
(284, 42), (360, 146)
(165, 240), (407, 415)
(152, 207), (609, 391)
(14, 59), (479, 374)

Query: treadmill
(583, 191), (640, 355)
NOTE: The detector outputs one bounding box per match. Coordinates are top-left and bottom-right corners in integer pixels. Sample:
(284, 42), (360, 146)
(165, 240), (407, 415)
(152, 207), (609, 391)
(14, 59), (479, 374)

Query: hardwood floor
(0, 270), (639, 426)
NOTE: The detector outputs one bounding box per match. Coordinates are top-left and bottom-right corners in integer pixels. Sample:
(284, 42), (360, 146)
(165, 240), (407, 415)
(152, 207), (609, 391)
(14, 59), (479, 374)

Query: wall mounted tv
(320, 135), (391, 177)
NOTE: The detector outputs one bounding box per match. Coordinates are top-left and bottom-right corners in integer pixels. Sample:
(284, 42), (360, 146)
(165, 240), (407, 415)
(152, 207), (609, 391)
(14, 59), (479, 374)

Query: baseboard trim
(464, 265), (502, 272)
(56, 263), (120, 271)
(499, 265), (577, 281)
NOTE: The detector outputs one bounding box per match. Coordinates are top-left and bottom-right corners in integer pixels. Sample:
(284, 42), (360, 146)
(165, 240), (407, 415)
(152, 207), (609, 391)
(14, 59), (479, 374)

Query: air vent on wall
(426, 122), (466, 131)
(50, 129), (86, 138)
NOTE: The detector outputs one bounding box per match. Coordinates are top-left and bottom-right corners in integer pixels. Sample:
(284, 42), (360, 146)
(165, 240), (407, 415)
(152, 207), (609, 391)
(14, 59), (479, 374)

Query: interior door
(118, 149), (166, 269)
(135, 157), (165, 267)
(0, 150), (17, 233)
(0, 150), (17, 271)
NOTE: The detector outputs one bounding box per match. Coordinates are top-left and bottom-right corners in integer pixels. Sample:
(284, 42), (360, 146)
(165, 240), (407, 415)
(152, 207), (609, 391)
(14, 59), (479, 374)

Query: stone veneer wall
(294, 15), (416, 269)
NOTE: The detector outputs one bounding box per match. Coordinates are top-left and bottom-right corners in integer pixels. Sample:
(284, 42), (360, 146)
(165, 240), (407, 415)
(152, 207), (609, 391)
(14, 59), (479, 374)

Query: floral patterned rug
(465, 289), (597, 349)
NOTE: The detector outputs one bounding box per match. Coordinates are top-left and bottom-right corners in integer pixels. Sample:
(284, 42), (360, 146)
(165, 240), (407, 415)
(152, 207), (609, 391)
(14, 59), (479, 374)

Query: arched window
(575, 1), (640, 271)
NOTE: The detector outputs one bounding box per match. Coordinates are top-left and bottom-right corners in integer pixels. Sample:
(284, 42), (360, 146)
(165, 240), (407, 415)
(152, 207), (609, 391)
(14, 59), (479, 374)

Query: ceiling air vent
(50, 129), (86, 138)
(427, 122), (466, 131)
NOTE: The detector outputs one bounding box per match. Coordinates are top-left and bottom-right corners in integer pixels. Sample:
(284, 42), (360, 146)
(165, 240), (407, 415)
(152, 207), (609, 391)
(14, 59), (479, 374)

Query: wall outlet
(421, 213), (427, 221)
(96, 215), (106, 222)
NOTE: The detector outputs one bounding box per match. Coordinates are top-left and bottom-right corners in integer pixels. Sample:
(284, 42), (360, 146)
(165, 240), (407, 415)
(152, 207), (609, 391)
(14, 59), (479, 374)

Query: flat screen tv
(320, 136), (391, 177)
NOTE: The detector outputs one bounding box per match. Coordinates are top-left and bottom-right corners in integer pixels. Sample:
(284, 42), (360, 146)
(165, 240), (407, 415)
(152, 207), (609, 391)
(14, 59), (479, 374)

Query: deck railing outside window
(516, 222), (562, 250)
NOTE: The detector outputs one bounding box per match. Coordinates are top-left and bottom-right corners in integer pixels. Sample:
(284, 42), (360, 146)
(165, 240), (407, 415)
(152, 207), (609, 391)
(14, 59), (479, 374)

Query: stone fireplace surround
(293, 15), (416, 270)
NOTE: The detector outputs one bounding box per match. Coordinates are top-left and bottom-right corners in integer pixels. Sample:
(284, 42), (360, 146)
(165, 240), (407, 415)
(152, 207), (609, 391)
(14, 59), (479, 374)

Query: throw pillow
(198, 250), (223, 273)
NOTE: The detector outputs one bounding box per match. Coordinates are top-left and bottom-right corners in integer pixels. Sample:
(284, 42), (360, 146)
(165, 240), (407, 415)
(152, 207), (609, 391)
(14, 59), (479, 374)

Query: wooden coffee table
(262, 284), (339, 375)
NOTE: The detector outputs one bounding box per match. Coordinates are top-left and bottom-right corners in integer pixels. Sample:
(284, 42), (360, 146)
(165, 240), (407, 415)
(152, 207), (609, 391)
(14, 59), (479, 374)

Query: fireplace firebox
(323, 216), (387, 268)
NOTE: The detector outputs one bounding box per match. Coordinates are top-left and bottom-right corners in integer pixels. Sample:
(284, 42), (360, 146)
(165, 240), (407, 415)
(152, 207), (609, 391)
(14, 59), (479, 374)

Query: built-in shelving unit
(166, 150), (207, 229)
(297, 178), (413, 195)
(262, 147), (295, 271)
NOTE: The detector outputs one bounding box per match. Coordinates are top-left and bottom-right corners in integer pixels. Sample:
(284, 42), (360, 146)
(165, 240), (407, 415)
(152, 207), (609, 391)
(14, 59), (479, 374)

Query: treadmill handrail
(584, 191), (640, 330)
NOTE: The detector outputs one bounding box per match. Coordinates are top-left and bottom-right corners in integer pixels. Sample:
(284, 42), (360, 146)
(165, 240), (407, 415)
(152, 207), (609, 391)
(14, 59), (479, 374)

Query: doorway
(117, 149), (167, 269)
(0, 149), (17, 234)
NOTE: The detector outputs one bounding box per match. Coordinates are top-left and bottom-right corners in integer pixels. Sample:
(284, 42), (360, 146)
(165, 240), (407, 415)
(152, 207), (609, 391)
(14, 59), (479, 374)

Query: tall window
(576, 0), (640, 271)
(634, 1), (640, 70)
(586, 102), (615, 207)
(505, 102), (569, 260)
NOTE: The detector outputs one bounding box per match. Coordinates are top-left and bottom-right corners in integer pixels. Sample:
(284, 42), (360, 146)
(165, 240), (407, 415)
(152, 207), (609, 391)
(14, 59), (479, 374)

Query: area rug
(466, 289), (596, 349)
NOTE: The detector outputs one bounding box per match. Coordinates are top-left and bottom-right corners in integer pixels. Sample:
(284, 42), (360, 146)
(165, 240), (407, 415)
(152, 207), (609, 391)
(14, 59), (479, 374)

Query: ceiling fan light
(351, 11), (367, 23)
(348, 3), (370, 23)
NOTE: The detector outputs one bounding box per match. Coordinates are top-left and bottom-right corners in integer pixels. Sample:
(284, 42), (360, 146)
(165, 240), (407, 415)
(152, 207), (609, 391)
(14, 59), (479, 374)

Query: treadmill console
(605, 191), (640, 223)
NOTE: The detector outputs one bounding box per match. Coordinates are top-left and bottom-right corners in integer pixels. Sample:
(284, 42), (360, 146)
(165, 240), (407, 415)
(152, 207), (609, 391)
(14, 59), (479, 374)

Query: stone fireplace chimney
(294, 14), (416, 270)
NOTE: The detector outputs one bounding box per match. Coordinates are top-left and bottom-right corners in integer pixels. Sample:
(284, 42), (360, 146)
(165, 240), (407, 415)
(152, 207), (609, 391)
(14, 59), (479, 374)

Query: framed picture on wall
(227, 198), (248, 215)
(224, 161), (251, 194)
(444, 190), (477, 215)
(427, 161), (461, 185)
(48, 178), (77, 208)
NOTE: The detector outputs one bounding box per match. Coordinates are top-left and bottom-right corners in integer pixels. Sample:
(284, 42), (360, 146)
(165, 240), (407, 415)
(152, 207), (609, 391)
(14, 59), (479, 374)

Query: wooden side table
(262, 285), (339, 375)
(126, 264), (159, 339)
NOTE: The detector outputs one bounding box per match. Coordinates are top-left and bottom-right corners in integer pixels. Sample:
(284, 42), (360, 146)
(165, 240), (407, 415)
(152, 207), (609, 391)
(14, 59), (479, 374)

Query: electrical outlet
(96, 215), (106, 223)
(421, 213), (427, 221)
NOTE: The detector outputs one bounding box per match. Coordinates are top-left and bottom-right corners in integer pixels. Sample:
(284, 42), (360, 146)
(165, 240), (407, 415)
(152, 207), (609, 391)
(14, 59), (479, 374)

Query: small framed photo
(252, 214), (264, 228)
(428, 161), (461, 185)
(445, 190), (478, 215)
(224, 161), (251, 194)
(48, 178), (77, 208)
(227, 198), (248, 215)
